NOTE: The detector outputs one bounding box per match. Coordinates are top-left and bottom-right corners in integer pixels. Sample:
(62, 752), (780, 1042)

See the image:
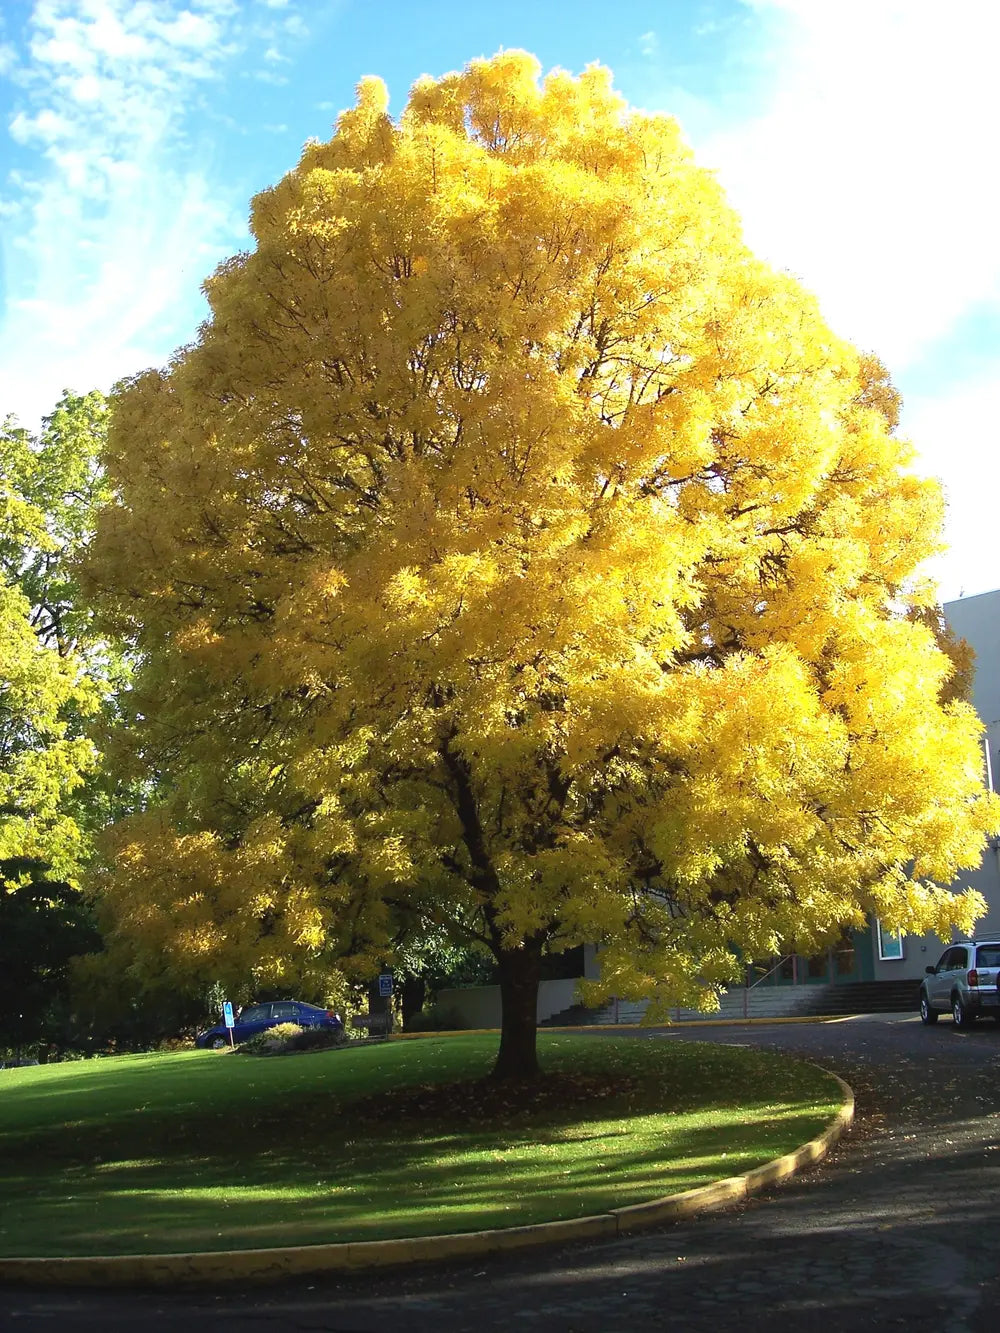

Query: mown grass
(0, 1034), (841, 1257)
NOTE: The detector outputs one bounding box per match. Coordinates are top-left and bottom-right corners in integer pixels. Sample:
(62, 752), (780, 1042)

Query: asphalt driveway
(4, 1013), (1000, 1332)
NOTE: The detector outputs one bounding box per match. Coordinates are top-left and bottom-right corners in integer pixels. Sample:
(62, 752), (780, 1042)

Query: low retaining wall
(435, 978), (580, 1027)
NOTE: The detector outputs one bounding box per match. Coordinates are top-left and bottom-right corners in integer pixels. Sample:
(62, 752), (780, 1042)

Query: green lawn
(0, 1034), (841, 1257)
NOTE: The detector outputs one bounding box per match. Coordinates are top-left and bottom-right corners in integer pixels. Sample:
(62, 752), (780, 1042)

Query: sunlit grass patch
(0, 1034), (841, 1256)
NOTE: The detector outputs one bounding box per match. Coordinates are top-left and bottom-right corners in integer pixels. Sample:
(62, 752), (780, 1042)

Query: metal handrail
(740, 954), (796, 1019)
(746, 954), (795, 990)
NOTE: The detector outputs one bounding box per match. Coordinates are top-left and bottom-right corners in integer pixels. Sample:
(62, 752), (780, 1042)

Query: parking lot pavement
(4, 1013), (1000, 1332)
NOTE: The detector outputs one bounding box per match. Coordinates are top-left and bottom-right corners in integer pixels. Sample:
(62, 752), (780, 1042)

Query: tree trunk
(492, 941), (542, 1080)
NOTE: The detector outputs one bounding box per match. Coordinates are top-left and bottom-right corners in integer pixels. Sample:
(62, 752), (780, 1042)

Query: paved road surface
(3, 1014), (1000, 1332)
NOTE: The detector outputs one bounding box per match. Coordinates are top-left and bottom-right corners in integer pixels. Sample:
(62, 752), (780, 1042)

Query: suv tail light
(968, 969), (980, 987)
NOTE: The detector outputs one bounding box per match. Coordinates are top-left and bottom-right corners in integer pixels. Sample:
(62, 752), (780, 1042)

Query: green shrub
(237, 1023), (303, 1055)
(238, 1022), (349, 1056)
(285, 1025), (348, 1052)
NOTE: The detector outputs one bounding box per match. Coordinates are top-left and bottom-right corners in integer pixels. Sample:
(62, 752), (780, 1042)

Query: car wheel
(210, 1035), (228, 1050)
(952, 996), (974, 1029)
(919, 993), (938, 1025)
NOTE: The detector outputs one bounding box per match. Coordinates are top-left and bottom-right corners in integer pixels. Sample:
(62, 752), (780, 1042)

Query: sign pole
(377, 973), (393, 1036)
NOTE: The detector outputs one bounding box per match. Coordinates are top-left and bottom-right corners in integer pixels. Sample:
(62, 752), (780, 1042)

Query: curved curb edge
(0, 1072), (854, 1289)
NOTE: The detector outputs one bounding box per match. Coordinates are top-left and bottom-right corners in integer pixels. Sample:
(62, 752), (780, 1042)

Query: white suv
(919, 940), (1000, 1028)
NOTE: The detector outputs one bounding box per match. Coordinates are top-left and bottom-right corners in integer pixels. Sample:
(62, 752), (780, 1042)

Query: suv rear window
(976, 946), (1000, 968)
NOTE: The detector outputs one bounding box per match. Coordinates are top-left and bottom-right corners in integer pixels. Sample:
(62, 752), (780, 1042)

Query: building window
(807, 952), (828, 979)
(876, 920), (904, 961)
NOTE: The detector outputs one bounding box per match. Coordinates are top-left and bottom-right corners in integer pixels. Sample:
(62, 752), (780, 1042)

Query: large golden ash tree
(88, 54), (997, 1077)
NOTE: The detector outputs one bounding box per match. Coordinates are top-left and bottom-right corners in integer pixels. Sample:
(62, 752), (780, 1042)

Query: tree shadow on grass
(0, 1036), (842, 1257)
(0, 1101), (836, 1256)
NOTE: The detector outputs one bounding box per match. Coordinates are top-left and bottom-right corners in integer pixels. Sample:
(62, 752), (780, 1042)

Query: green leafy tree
(393, 930), (497, 1027)
(1, 391), (111, 657)
(0, 857), (101, 1052)
(0, 392), (117, 1046)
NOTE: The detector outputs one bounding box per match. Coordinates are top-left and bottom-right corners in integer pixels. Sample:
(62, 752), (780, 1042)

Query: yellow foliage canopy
(88, 53), (997, 1023)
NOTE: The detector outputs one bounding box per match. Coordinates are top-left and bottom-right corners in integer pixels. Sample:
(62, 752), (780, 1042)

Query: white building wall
(946, 590), (1000, 726)
(870, 929), (944, 980)
(940, 590), (1000, 937)
(862, 593), (1000, 980)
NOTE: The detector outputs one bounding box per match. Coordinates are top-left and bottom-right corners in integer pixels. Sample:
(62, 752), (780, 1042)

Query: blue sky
(1, 0), (997, 601)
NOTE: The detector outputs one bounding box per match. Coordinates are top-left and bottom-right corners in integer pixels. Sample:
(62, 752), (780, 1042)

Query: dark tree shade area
(0, 857), (101, 1052)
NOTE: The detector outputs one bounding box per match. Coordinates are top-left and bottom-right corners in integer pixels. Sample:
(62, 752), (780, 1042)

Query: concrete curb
(0, 1074), (854, 1289)
(399, 1014), (918, 1037)
(551, 1013), (919, 1029)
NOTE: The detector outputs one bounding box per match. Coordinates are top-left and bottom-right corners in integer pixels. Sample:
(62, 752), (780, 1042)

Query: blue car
(196, 999), (346, 1049)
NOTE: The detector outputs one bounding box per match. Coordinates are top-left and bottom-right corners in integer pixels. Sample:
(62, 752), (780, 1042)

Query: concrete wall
(870, 927), (944, 981)
(943, 589), (1000, 939)
(946, 590), (1000, 727)
(869, 590), (1000, 978)
(436, 977), (581, 1028)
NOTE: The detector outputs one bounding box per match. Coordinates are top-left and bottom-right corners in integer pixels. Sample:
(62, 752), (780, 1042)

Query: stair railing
(742, 955), (797, 1018)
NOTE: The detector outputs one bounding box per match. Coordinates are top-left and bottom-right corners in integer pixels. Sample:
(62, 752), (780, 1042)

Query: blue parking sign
(223, 1001), (235, 1028)
(378, 974), (393, 997)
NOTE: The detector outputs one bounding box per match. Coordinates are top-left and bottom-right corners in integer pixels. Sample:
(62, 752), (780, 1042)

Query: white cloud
(161, 10), (219, 46)
(686, 0), (1000, 599)
(0, 0), (251, 428)
(902, 378), (1000, 602)
(251, 67), (289, 85)
(69, 72), (103, 102)
(700, 0), (1000, 371)
(9, 107), (73, 143)
(639, 30), (658, 58)
(0, 0), (317, 431)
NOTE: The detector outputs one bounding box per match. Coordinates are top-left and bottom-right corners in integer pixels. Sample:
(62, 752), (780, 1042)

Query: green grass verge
(0, 1034), (841, 1257)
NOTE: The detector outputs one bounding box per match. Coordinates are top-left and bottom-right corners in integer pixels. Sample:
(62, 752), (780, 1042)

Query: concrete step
(799, 980), (921, 1015)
